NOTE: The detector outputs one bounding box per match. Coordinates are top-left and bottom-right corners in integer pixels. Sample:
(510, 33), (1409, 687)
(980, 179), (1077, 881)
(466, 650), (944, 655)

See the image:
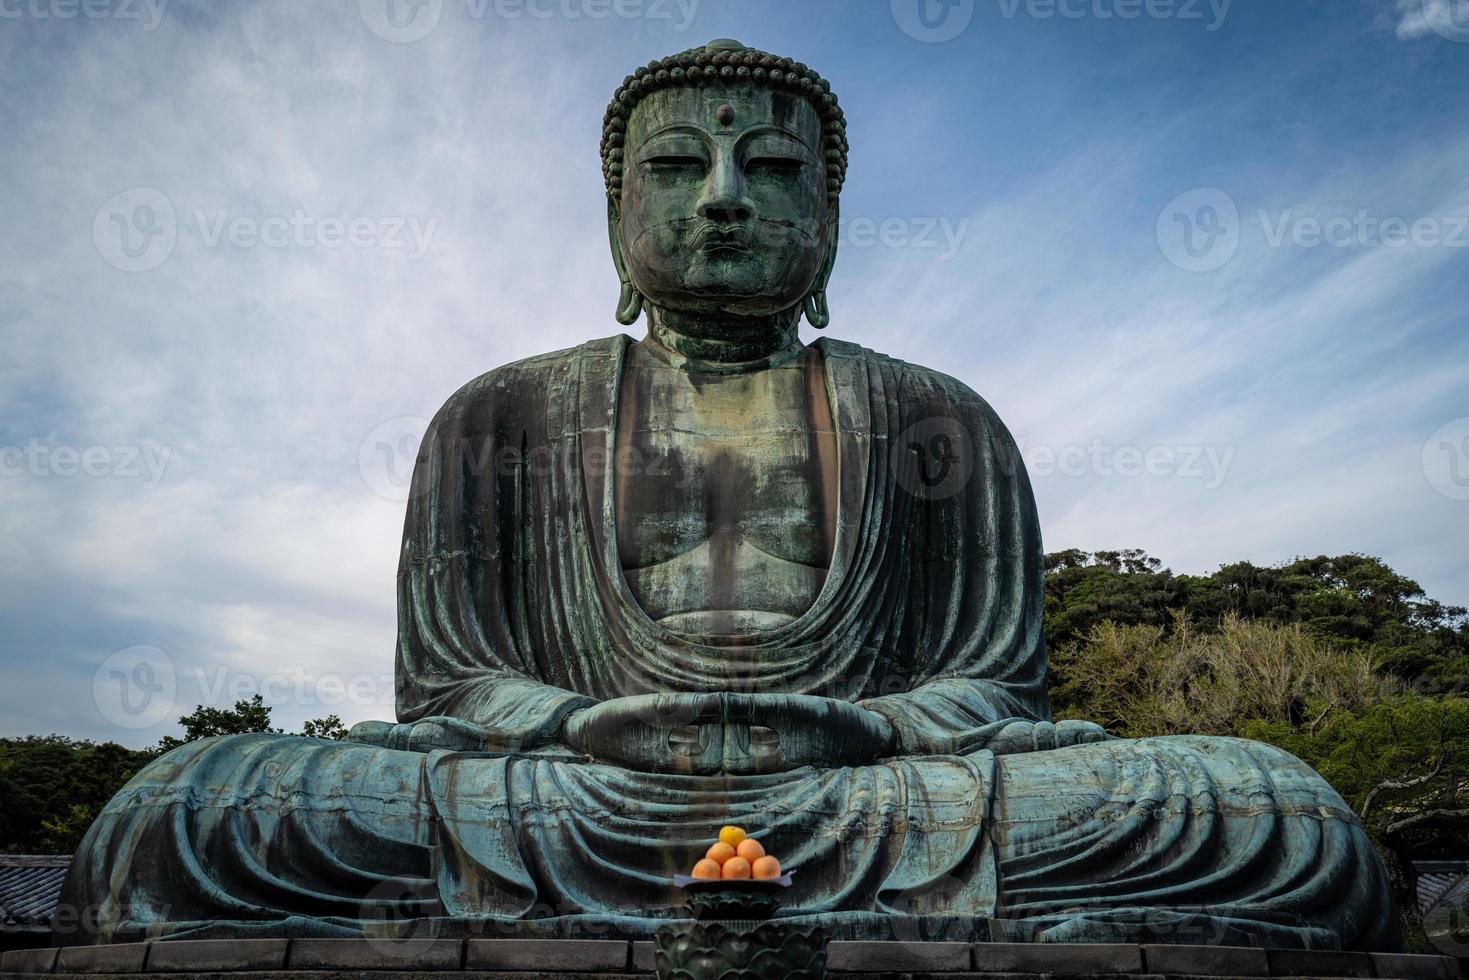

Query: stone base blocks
(2, 939), (1460, 980)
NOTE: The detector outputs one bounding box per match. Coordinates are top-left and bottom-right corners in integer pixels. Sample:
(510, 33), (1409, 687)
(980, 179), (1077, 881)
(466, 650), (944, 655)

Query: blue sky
(2, 0), (1467, 745)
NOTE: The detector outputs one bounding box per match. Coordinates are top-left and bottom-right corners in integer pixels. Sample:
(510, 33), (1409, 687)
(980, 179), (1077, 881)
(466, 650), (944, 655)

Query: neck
(646, 305), (802, 372)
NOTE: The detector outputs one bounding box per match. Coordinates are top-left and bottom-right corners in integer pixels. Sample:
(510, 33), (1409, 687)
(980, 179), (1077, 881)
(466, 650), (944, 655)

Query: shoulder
(430, 335), (626, 429)
(818, 338), (1015, 441)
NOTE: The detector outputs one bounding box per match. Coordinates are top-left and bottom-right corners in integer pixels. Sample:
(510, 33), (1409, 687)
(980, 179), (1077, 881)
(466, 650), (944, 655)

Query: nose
(697, 149), (753, 225)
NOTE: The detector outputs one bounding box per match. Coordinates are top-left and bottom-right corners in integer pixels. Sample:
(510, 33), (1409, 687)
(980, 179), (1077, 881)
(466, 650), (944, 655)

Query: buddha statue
(61, 40), (1397, 950)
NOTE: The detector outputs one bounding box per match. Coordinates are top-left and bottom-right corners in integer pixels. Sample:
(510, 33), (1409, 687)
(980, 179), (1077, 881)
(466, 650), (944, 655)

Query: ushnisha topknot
(601, 38), (849, 206)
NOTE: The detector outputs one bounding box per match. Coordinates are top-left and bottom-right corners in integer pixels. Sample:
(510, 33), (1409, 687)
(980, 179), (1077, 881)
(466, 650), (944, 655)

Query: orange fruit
(718, 825), (747, 848)
(705, 841), (736, 865)
(735, 838), (765, 862)
(721, 856), (752, 880)
(752, 856), (781, 880)
(691, 858), (722, 880)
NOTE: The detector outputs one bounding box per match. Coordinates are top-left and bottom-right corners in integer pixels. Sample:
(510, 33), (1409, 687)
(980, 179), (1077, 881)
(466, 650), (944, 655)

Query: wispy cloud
(2, 0), (1467, 745)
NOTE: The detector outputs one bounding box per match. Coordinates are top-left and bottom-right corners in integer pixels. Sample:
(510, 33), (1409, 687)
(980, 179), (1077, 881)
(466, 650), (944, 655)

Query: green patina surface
(61, 40), (1398, 951)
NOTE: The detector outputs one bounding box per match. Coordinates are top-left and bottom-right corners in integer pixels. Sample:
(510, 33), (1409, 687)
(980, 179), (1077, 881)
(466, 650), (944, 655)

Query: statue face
(618, 84), (831, 320)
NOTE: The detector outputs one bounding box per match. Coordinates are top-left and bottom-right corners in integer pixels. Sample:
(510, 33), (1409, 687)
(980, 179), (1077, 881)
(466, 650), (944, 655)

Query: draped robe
(61, 337), (1397, 949)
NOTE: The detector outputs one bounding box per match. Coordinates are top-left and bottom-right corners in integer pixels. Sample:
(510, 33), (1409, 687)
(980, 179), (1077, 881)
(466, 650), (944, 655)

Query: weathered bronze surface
(61, 40), (1399, 951)
(655, 886), (828, 980)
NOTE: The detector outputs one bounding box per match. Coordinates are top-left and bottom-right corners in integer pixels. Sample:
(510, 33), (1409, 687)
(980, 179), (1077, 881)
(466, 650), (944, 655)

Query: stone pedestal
(2, 939), (1459, 980)
(653, 883), (827, 979)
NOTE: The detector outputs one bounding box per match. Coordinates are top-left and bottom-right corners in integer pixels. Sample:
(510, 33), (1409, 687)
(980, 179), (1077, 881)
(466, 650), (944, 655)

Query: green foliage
(0, 699), (351, 853)
(1243, 698), (1469, 857)
(0, 736), (157, 854)
(154, 694), (280, 753)
(1050, 614), (1382, 737)
(1048, 550), (1469, 952)
(1045, 550), (1469, 691)
(1044, 549), (1185, 648)
(300, 714), (347, 740)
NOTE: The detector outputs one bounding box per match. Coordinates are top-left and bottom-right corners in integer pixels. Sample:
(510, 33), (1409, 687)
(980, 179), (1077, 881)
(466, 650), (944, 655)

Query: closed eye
(644, 155), (706, 169)
(746, 157), (805, 174)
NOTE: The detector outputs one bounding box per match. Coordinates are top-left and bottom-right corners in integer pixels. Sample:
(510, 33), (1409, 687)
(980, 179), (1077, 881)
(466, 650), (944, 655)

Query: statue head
(602, 40), (848, 338)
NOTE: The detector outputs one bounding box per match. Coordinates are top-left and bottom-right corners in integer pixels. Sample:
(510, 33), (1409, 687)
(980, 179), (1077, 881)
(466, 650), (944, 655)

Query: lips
(689, 223), (754, 253)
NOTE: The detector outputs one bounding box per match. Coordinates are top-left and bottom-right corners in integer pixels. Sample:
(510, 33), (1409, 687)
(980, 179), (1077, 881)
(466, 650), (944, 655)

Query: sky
(1, 0), (1467, 746)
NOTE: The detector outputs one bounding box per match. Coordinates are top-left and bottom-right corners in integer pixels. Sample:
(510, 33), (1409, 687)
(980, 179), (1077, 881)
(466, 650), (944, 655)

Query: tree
(1043, 550), (1469, 689)
(300, 715), (347, 740)
(1043, 549), (1185, 648)
(0, 736), (157, 854)
(1049, 615), (1381, 737)
(153, 694), (280, 753)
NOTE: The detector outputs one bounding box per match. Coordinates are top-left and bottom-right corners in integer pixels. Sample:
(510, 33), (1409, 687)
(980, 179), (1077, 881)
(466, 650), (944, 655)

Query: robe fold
(60, 337), (1397, 949)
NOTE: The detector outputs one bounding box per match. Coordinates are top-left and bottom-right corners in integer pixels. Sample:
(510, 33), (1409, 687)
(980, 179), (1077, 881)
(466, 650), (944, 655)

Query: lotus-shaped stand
(653, 875), (827, 980)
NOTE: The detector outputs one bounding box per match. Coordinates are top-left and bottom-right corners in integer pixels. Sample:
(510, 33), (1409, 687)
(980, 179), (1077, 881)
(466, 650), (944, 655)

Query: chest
(613, 347), (838, 570)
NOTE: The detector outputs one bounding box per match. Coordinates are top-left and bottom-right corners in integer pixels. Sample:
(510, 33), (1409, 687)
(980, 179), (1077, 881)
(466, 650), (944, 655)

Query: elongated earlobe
(803, 290), (830, 329)
(607, 200), (645, 326)
(803, 208), (840, 329)
(617, 282), (644, 325)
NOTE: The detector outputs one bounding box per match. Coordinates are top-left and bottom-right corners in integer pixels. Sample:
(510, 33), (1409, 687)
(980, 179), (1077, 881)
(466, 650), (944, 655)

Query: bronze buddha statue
(61, 39), (1397, 950)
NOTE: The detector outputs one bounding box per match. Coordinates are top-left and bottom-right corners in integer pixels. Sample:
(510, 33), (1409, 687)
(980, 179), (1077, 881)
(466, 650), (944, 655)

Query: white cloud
(2, 2), (1467, 745)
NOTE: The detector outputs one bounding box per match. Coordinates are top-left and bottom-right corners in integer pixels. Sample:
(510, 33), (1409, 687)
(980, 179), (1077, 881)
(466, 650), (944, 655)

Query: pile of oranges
(690, 826), (782, 881)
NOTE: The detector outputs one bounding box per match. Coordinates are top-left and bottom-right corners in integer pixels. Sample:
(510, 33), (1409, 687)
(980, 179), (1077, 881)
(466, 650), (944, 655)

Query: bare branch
(1385, 808), (1469, 835)
(1360, 757), (1445, 821)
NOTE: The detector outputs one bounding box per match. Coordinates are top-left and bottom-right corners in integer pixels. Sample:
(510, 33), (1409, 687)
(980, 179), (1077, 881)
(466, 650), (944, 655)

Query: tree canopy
(0, 699), (344, 855)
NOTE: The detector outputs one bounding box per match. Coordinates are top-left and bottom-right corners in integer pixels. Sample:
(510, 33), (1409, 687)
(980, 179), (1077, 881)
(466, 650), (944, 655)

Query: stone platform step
(2, 939), (1459, 980)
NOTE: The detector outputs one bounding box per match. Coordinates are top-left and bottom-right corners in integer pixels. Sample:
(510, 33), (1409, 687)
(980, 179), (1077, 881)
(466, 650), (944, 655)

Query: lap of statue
(64, 722), (1392, 948)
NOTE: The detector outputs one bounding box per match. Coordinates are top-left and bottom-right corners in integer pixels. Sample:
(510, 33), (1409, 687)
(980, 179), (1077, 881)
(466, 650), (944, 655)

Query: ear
(607, 199), (644, 326)
(802, 202), (839, 329)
